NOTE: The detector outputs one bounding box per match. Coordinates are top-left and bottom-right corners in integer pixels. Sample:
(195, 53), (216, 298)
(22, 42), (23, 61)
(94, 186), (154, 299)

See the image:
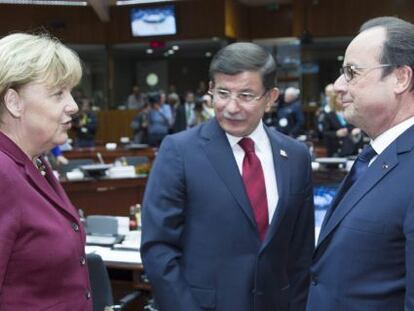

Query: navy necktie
(238, 137), (269, 241)
(336, 144), (377, 204)
(322, 144), (377, 227)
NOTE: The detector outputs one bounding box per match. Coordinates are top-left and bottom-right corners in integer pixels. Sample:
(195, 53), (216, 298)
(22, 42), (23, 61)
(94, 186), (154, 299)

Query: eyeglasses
(340, 64), (392, 82)
(208, 88), (268, 105)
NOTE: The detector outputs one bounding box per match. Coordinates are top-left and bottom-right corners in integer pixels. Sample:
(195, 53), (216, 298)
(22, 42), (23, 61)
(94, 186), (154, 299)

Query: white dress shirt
(226, 120), (279, 223)
(370, 116), (414, 161)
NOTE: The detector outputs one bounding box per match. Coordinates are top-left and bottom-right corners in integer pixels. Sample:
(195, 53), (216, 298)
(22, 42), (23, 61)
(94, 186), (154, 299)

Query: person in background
(276, 86), (304, 137)
(146, 92), (170, 147)
(73, 97), (97, 148)
(159, 90), (174, 130)
(0, 32), (92, 310)
(130, 102), (150, 144)
(307, 16), (414, 311)
(173, 90), (195, 132)
(50, 145), (69, 166)
(320, 83), (335, 113)
(201, 93), (215, 119)
(126, 85), (145, 110)
(166, 92), (180, 132)
(321, 92), (363, 157)
(141, 42), (314, 311)
(188, 94), (215, 127)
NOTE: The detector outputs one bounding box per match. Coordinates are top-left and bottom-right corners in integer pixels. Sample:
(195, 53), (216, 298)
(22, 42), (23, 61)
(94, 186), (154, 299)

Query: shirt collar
(371, 116), (414, 155)
(226, 120), (267, 152)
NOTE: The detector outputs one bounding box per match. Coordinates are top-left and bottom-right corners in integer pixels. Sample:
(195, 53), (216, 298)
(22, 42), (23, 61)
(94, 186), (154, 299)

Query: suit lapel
(261, 127), (291, 248)
(25, 157), (79, 220)
(316, 134), (409, 249)
(201, 119), (257, 229)
(0, 132), (78, 219)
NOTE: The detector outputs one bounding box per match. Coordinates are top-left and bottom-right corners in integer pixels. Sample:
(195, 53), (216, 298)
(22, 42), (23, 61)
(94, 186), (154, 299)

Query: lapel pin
(280, 149), (288, 158)
(382, 163), (389, 170)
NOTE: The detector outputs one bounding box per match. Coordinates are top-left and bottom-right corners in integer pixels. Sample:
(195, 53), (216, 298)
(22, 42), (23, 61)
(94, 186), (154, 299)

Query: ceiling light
(0, 0), (87, 5)
(205, 52), (212, 57)
(146, 49), (153, 54)
(172, 45), (179, 51)
(117, 0), (175, 5)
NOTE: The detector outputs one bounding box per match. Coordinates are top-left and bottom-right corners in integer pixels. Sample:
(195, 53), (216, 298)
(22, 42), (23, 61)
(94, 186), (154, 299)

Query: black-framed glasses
(340, 64), (392, 82)
(208, 88), (268, 105)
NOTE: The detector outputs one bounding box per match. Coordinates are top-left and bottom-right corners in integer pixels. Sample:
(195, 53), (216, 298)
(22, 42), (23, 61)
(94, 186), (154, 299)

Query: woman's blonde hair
(0, 32), (82, 109)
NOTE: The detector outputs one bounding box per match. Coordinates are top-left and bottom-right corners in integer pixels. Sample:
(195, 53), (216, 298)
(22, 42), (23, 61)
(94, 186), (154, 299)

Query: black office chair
(87, 253), (141, 311)
(115, 156), (149, 166)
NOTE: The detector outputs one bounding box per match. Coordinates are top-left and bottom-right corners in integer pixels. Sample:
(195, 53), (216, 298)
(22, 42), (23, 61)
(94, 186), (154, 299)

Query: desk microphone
(97, 152), (104, 164)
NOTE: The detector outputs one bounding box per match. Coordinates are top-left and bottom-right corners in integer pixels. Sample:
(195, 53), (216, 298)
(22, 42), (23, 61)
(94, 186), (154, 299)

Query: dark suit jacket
(307, 124), (414, 311)
(141, 118), (314, 311)
(173, 103), (188, 133)
(0, 132), (92, 311)
(321, 112), (361, 157)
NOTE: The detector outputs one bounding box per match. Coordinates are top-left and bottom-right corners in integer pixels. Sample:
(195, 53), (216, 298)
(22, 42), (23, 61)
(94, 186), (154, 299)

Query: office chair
(115, 156), (149, 166)
(87, 253), (141, 311)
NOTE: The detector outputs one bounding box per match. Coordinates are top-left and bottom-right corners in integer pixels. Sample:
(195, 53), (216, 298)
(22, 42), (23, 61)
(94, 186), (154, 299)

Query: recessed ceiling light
(205, 52), (212, 57)
(146, 49), (153, 54)
(172, 45), (179, 51)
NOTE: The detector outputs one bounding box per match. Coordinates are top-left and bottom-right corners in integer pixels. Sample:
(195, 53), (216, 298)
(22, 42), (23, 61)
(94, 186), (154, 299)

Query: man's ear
(265, 87), (279, 112)
(394, 65), (413, 95)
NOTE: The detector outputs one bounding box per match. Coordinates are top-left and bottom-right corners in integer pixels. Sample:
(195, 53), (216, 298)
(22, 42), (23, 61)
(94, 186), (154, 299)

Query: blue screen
(313, 184), (338, 227)
(130, 5), (177, 37)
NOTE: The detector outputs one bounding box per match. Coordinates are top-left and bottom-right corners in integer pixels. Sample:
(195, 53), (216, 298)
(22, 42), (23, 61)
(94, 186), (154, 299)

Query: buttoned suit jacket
(306, 125), (414, 311)
(141, 118), (314, 311)
(0, 132), (92, 311)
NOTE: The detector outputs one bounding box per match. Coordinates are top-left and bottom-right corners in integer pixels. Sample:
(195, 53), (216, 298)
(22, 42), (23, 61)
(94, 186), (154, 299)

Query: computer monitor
(130, 4), (177, 37)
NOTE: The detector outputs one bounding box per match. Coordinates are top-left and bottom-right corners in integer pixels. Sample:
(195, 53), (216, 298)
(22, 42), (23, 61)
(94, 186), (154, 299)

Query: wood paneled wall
(0, 0), (225, 44)
(2, 1), (414, 44)
(292, 0), (414, 38)
(95, 110), (137, 143)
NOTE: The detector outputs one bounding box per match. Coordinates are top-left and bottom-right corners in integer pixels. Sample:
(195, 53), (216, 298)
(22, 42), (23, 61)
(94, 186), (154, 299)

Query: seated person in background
(130, 102), (150, 144)
(126, 85), (145, 110)
(49, 145), (69, 166)
(147, 92), (170, 147)
(276, 87), (304, 137)
(322, 92), (363, 157)
(73, 97), (97, 148)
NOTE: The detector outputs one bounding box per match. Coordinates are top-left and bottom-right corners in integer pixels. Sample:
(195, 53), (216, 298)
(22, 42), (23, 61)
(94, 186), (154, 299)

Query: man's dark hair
(147, 92), (161, 105)
(209, 42), (276, 91)
(360, 16), (414, 91)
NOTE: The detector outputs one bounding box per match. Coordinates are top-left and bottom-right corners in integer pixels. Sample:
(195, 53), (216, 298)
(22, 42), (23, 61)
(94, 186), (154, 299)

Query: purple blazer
(0, 132), (92, 311)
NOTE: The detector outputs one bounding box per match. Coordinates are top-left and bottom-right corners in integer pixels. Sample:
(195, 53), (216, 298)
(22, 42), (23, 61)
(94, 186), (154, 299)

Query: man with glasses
(307, 16), (414, 311)
(141, 42), (314, 311)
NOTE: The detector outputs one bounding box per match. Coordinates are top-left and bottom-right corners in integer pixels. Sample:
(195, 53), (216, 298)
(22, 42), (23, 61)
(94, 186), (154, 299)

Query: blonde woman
(0, 33), (92, 310)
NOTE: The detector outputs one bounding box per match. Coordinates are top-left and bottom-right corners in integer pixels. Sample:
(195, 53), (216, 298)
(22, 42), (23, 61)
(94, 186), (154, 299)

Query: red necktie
(238, 137), (269, 241)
